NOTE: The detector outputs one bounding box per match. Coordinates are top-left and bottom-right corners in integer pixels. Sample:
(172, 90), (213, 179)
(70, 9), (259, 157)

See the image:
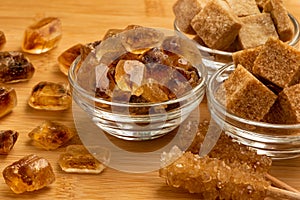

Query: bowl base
(97, 125), (176, 141)
(225, 131), (300, 160)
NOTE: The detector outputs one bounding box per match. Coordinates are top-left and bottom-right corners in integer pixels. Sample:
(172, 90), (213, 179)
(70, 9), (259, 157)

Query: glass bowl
(207, 63), (300, 160)
(174, 13), (300, 76)
(68, 27), (207, 141)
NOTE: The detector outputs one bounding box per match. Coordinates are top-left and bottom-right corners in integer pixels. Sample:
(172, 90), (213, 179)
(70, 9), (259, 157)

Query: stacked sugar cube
(218, 37), (300, 124)
(173, 0), (294, 51)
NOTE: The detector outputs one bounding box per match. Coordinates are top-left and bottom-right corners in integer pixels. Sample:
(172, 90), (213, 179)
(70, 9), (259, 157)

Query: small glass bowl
(207, 63), (300, 160)
(174, 13), (300, 76)
(68, 27), (207, 141)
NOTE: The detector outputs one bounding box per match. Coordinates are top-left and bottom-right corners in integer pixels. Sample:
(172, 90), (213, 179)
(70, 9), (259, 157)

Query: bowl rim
(207, 63), (300, 130)
(174, 13), (300, 57)
(68, 41), (208, 108)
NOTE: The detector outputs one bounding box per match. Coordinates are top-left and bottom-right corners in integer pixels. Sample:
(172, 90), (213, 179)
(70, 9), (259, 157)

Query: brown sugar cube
(238, 13), (278, 49)
(264, 83), (300, 124)
(253, 37), (300, 88)
(173, 0), (203, 34)
(263, 0), (294, 42)
(226, 0), (260, 17)
(232, 46), (262, 73)
(191, 0), (242, 50)
(216, 64), (277, 121)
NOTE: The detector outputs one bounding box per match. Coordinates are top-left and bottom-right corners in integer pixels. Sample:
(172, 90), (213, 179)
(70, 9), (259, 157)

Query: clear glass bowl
(68, 27), (207, 141)
(207, 63), (300, 160)
(174, 13), (300, 76)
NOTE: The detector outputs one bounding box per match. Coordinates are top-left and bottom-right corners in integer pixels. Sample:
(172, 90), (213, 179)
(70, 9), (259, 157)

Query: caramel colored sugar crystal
(226, 0), (260, 17)
(256, 0), (269, 8)
(253, 37), (300, 89)
(2, 154), (55, 194)
(115, 59), (145, 96)
(22, 17), (62, 54)
(238, 13), (278, 49)
(0, 31), (6, 49)
(28, 120), (75, 150)
(216, 65), (277, 121)
(0, 51), (35, 83)
(0, 86), (17, 118)
(58, 44), (83, 76)
(59, 145), (106, 174)
(0, 130), (19, 154)
(159, 147), (270, 199)
(232, 46), (262, 73)
(264, 0), (294, 42)
(265, 83), (300, 124)
(102, 28), (124, 40)
(173, 0), (202, 34)
(28, 81), (71, 110)
(191, 0), (242, 50)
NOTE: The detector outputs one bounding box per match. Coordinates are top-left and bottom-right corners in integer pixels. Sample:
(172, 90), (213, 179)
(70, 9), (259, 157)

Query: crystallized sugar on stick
(180, 120), (272, 174)
(160, 147), (300, 200)
(160, 149), (270, 199)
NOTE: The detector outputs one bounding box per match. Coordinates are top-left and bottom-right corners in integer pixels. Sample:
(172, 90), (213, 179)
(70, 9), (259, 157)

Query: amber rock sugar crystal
(2, 154), (55, 194)
(28, 120), (75, 150)
(0, 51), (35, 83)
(0, 130), (19, 154)
(58, 44), (83, 76)
(22, 17), (62, 54)
(59, 145), (106, 174)
(0, 31), (6, 49)
(28, 81), (71, 110)
(0, 86), (17, 118)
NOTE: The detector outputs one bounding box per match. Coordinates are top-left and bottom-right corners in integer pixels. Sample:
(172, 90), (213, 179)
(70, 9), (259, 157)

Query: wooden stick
(266, 173), (299, 193)
(267, 186), (300, 200)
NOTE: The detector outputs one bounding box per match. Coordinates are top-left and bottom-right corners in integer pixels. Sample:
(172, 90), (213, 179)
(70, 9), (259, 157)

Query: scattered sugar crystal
(22, 17), (62, 54)
(2, 154), (55, 194)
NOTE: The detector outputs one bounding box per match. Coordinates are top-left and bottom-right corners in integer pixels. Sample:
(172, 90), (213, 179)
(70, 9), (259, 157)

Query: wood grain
(0, 0), (300, 199)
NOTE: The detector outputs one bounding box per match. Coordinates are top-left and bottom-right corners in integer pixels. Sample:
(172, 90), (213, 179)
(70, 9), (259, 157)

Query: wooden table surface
(1, 0), (300, 199)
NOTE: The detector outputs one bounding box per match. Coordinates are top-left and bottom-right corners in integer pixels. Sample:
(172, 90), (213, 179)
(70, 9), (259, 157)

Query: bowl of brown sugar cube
(207, 36), (300, 159)
(68, 25), (207, 141)
(173, 0), (300, 76)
